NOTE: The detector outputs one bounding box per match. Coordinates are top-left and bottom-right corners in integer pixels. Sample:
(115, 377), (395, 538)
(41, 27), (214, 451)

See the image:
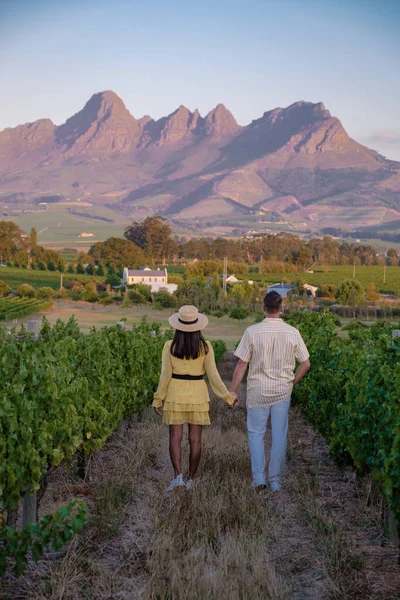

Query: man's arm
(230, 359), (249, 395)
(293, 359), (310, 386)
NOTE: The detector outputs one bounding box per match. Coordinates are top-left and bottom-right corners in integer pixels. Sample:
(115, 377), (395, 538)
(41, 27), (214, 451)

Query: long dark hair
(170, 330), (209, 360)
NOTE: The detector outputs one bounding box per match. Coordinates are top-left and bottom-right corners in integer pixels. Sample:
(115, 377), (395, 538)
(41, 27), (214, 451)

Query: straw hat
(169, 305), (209, 332)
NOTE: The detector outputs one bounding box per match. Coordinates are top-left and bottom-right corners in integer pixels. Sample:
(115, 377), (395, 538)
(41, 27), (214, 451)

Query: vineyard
(0, 317), (173, 573)
(286, 311), (400, 531)
(0, 267), (100, 291)
(0, 319), (228, 576)
(0, 297), (53, 321)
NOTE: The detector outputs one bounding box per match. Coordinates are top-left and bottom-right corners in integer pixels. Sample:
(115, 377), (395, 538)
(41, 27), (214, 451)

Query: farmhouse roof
(126, 269), (165, 277)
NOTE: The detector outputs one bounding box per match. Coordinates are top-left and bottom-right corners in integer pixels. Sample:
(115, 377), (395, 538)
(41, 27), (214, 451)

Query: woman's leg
(169, 424), (184, 476)
(188, 424), (203, 479)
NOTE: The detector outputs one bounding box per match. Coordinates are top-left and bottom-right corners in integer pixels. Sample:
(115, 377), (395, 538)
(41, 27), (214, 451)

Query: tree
(336, 279), (365, 315)
(17, 284), (35, 298)
(47, 260), (56, 271)
(230, 282), (254, 306)
(124, 216), (178, 264)
(84, 283), (98, 303)
(97, 262), (105, 276)
(365, 283), (380, 305)
(0, 280), (10, 297)
(38, 260), (46, 271)
(29, 227), (38, 251)
(386, 248), (399, 266)
(105, 265), (121, 287)
(67, 264), (75, 274)
(57, 260), (65, 272)
(0, 221), (26, 262)
(85, 263), (94, 275)
(88, 237), (146, 268)
(76, 262), (85, 274)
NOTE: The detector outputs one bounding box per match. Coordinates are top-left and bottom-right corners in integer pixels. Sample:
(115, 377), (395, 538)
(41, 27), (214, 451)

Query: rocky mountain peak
(55, 90), (141, 153)
(155, 106), (202, 146)
(204, 104), (240, 138)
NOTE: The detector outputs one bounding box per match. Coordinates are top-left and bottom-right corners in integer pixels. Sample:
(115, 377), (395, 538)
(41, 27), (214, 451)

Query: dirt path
(2, 353), (400, 599)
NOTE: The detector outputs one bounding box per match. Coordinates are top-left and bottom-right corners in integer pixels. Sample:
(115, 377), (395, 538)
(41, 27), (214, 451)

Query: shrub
(84, 285), (98, 303)
(154, 289), (177, 309)
(0, 280), (10, 298)
(36, 287), (56, 300)
(128, 289), (146, 304)
(70, 286), (84, 301)
(17, 284), (35, 298)
(211, 340), (227, 363)
(98, 296), (114, 305)
(229, 307), (249, 320)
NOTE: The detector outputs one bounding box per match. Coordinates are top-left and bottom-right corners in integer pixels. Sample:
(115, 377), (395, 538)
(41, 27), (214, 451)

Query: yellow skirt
(163, 410), (211, 426)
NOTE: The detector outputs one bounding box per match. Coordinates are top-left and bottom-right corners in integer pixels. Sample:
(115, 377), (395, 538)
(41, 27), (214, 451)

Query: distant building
(267, 283), (294, 298)
(122, 267), (177, 294)
(267, 282), (318, 298)
(303, 284), (318, 298)
(77, 232), (94, 237)
(205, 274), (241, 288)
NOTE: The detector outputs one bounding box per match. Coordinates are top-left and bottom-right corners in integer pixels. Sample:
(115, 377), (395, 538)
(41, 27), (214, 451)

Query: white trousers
(246, 398), (290, 486)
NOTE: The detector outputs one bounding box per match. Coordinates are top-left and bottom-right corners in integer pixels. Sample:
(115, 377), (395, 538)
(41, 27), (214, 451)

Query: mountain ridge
(0, 90), (399, 234)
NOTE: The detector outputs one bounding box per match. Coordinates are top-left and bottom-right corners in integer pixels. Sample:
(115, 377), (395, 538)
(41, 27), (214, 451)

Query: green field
(2, 264), (400, 295)
(0, 267), (103, 291)
(5, 205), (128, 248)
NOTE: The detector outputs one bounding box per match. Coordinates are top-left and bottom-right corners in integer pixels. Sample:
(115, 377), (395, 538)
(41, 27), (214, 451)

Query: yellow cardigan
(152, 340), (235, 411)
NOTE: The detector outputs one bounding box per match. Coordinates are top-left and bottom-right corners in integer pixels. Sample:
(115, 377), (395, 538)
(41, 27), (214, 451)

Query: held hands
(228, 390), (239, 409)
(153, 406), (162, 416)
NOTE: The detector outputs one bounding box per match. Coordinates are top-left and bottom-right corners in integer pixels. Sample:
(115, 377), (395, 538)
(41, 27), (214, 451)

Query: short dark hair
(263, 291), (283, 313)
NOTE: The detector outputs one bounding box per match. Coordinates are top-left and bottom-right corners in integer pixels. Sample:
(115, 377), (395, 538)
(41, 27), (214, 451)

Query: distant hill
(1, 90), (399, 235)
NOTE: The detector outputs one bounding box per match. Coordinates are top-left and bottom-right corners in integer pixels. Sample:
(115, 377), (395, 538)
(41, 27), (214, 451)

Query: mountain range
(1, 90), (400, 235)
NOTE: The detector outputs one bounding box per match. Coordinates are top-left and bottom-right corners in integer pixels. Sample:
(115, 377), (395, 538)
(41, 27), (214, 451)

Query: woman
(153, 305), (237, 491)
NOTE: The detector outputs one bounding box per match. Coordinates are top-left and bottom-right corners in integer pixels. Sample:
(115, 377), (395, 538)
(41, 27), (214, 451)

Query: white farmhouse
(122, 267), (177, 294)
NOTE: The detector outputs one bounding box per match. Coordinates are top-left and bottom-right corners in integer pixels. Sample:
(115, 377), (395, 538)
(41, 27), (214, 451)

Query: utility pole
(223, 257), (228, 296)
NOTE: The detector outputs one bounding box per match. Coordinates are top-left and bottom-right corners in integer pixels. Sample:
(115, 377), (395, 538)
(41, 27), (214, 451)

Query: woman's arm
(152, 342), (173, 411)
(204, 342), (235, 405)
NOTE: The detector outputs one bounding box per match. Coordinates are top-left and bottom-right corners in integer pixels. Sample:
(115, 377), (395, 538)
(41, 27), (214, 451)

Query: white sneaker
(269, 480), (282, 492)
(166, 473), (185, 492)
(185, 479), (193, 490)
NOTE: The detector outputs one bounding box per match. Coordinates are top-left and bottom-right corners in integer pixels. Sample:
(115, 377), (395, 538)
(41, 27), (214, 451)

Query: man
(230, 291), (310, 491)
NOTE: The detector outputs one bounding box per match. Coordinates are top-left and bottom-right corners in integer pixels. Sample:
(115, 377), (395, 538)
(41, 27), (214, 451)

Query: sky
(0, 0), (399, 160)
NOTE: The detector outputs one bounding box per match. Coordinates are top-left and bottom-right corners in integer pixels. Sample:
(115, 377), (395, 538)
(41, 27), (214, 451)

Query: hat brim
(168, 313), (209, 332)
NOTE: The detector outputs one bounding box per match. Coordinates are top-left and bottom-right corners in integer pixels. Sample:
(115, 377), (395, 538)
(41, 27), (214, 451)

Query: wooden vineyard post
(20, 321), (40, 526)
(391, 330), (400, 554)
(27, 320), (39, 338)
(22, 490), (37, 528)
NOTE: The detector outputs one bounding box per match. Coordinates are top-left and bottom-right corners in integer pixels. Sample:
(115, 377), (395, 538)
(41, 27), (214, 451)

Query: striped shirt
(234, 318), (310, 408)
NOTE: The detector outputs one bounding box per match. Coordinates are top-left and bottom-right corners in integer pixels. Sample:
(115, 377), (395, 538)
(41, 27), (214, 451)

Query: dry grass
(2, 353), (400, 600)
(14, 301), (252, 349)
